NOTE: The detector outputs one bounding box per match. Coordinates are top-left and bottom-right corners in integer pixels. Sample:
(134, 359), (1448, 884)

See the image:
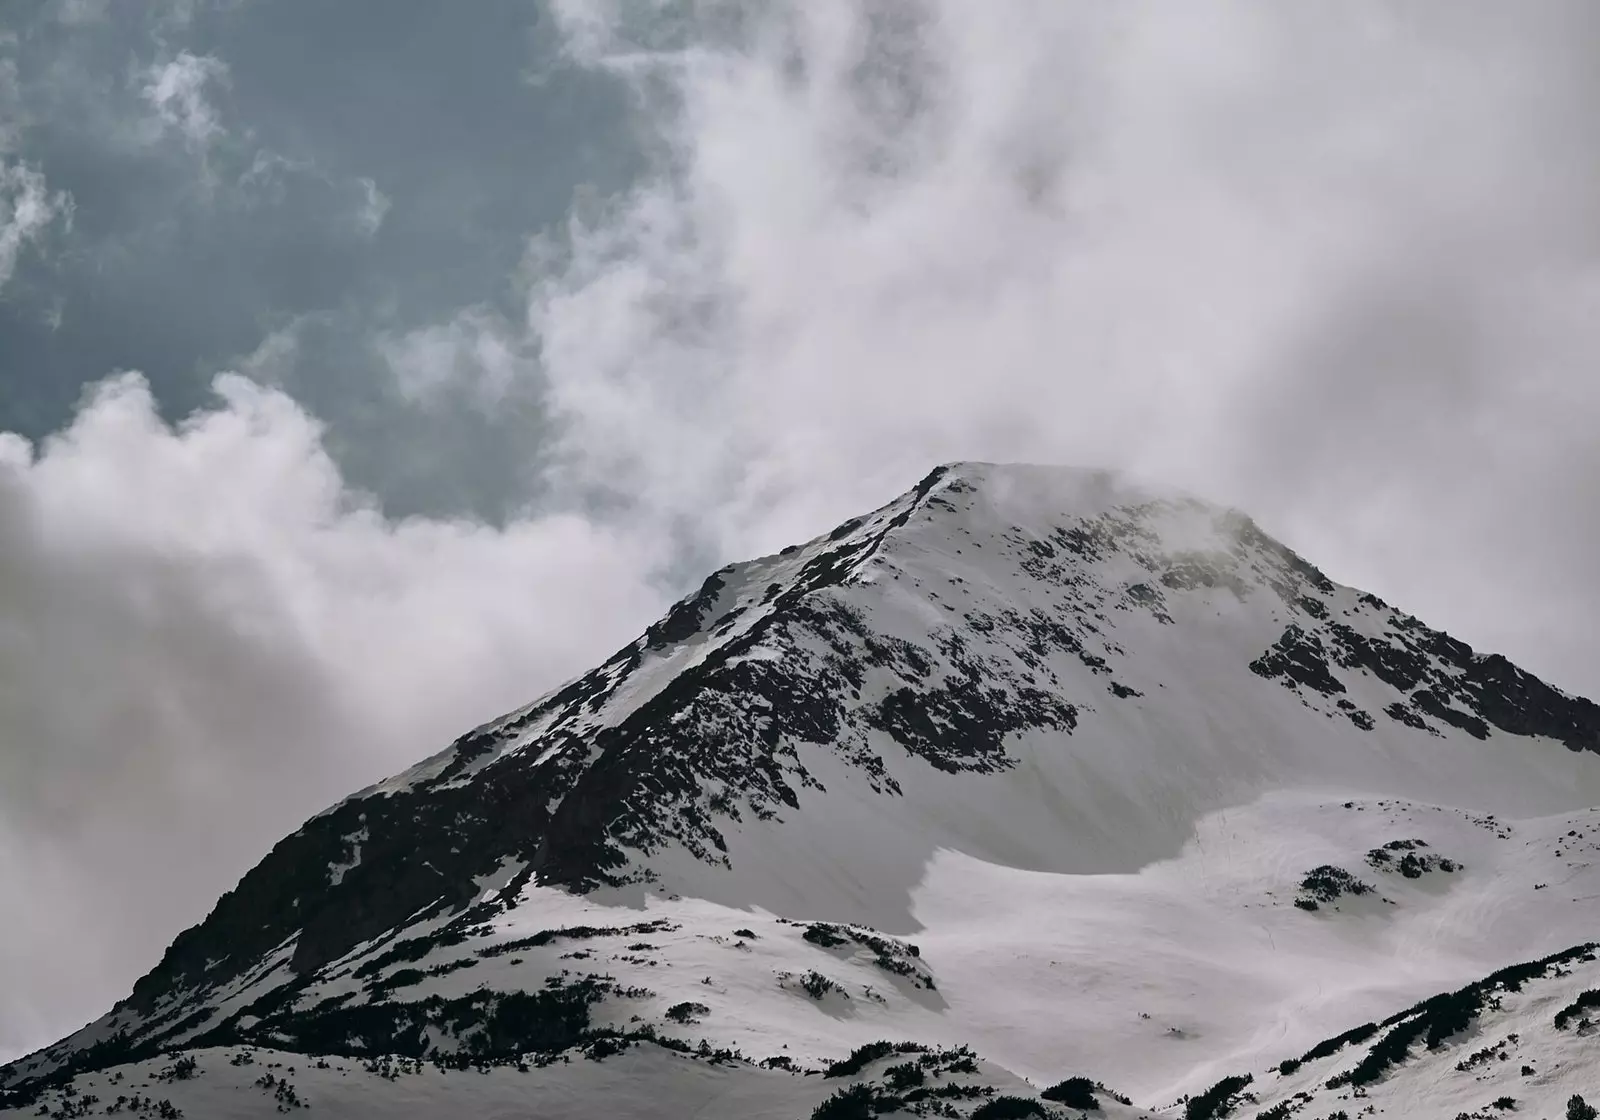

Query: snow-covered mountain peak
(8, 463), (1600, 1118)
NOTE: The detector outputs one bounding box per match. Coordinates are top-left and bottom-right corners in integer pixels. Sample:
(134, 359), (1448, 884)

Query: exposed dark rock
(645, 570), (730, 651)
(1253, 599), (1600, 753)
(1249, 627), (1346, 696)
(1296, 866), (1374, 907)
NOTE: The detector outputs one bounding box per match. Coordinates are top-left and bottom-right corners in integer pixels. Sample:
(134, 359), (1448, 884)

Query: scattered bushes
(1554, 990), (1600, 1030)
(476, 919), (677, 959)
(800, 923), (935, 989)
(824, 1041), (926, 1078)
(799, 971), (843, 1000)
(155, 1055), (198, 1082)
(1325, 943), (1599, 1090)
(971, 1097), (1048, 1119)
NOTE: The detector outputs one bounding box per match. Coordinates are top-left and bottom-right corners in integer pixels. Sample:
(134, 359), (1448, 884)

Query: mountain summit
(8, 463), (1600, 1119)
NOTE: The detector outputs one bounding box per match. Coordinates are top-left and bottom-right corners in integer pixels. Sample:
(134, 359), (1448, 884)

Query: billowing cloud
(0, 372), (665, 1059)
(520, 0), (1600, 682)
(7, 0), (1600, 1068)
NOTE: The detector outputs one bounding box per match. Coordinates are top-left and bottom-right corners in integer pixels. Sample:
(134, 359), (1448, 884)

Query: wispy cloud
(380, 309), (529, 410)
(139, 51), (230, 149)
(0, 39), (23, 153)
(354, 176), (390, 237)
(50, 0), (112, 26)
(0, 160), (72, 290)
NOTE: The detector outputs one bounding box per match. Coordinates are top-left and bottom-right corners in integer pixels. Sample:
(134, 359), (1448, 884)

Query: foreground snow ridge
(6, 463), (1600, 1118)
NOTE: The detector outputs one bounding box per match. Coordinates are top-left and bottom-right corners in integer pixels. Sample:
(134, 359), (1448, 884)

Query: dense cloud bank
(4, 0), (1600, 1059)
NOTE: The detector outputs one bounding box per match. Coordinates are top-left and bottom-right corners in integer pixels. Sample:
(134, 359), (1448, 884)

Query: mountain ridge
(8, 461), (1600, 1117)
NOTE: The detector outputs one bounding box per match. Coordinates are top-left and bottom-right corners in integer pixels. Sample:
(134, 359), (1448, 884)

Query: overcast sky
(4, 0), (1600, 1061)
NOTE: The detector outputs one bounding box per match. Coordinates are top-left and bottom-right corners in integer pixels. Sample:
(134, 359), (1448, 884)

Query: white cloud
(226, 319), (305, 383)
(0, 372), (665, 1059)
(140, 51), (230, 149)
(0, 160), (72, 290)
(235, 147), (302, 201)
(525, 0), (1600, 687)
(379, 309), (530, 410)
(12, 0), (1600, 1066)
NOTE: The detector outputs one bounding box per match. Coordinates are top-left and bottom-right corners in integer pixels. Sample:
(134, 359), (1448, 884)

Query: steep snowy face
(10, 463), (1600, 1091)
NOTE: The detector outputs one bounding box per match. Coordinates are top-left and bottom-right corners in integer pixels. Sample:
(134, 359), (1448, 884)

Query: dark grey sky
(1, 0), (633, 517)
(4, 0), (1600, 1063)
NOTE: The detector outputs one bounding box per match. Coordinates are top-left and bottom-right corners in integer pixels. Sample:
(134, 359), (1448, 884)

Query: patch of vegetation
(664, 1001), (710, 1024)
(1284, 1019), (1380, 1071)
(1325, 943), (1599, 1089)
(1554, 989), (1600, 1030)
(1570, 1096), (1598, 1120)
(804, 924), (852, 948)
(971, 1097), (1048, 1119)
(377, 967), (426, 990)
(231, 975), (612, 1060)
(883, 1062), (925, 1090)
(810, 1084), (881, 1120)
(797, 971), (844, 1000)
(155, 1055), (198, 1082)
(824, 1041), (928, 1078)
(1454, 1036), (1517, 1073)
(1185, 1073), (1253, 1120)
(800, 923), (934, 989)
(1041, 1076), (1099, 1110)
(476, 919), (677, 958)
(1296, 866), (1374, 907)
(352, 928), (471, 979)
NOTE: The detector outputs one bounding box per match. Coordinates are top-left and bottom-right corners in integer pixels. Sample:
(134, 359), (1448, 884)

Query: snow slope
(7, 462), (1600, 1118)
